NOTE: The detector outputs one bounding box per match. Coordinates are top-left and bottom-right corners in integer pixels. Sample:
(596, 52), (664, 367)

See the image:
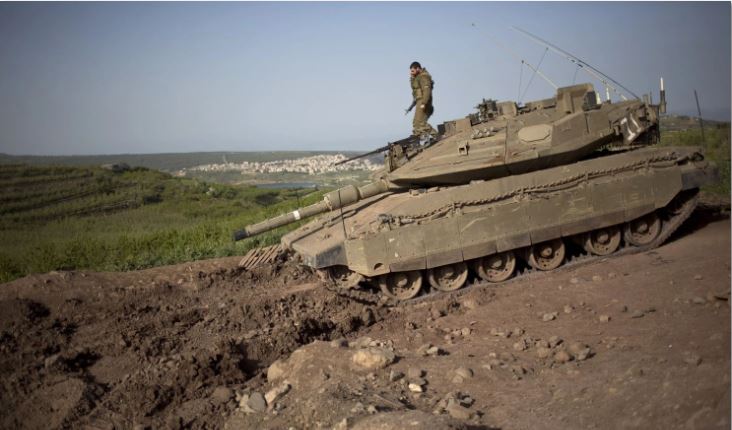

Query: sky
(0, 2), (730, 155)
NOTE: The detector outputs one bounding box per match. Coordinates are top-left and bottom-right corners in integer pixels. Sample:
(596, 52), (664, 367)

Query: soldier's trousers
(412, 103), (437, 137)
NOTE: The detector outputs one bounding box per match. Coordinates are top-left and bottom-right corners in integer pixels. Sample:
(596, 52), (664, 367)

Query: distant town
(177, 153), (381, 176)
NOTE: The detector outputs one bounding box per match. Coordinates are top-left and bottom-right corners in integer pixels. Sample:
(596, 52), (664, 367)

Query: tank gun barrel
(233, 180), (390, 240)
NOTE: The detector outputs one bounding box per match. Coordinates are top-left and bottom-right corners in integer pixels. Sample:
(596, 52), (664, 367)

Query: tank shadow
(665, 205), (730, 244)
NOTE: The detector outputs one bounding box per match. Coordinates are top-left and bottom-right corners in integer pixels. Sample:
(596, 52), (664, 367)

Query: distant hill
(660, 114), (729, 132)
(0, 151), (361, 172)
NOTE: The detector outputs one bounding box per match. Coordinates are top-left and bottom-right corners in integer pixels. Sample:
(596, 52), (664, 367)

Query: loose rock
(389, 370), (404, 382)
(411, 377), (427, 386)
(513, 339), (529, 351)
(542, 312), (558, 322)
(44, 354), (60, 370)
(408, 383), (424, 393)
(536, 347), (552, 359)
(247, 392), (267, 412)
(554, 350), (571, 364)
(417, 343), (432, 356)
(446, 399), (473, 420)
(352, 348), (396, 370)
(350, 337), (373, 348)
(265, 382), (291, 405)
(461, 298), (479, 310)
(599, 314), (611, 323)
(267, 359), (287, 381)
(211, 386), (233, 404)
(548, 336), (562, 348)
(426, 346), (444, 356)
(490, 327), (509, 338)
(569, 342), (592, 361)
(454, 367), (473, 379)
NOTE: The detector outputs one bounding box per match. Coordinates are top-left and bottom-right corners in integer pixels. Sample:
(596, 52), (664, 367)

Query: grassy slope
(0, 164), (323, 283)
(659, 122), (730, 196)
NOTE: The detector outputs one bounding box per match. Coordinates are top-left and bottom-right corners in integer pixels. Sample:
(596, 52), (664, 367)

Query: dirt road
(1, 213), (729, 429)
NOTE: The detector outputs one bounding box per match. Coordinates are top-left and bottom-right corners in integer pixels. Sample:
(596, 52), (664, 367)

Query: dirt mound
(0, 257), (380, 429)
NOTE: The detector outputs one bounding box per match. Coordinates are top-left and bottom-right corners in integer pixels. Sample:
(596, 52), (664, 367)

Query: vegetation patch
(0, 164), (322, 283)
(660, 121), (730, 196)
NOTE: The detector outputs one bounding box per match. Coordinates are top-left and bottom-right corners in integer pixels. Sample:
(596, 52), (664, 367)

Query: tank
(234, 83), (718, 300)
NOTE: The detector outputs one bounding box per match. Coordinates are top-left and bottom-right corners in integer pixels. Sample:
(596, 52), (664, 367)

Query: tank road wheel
(319, 266), (364, 289)
(624, 212), (661, 247)
(528, 238), (566, 271)
(583, 226), (622, 256)
(473, 251), (516, 283)
(379, 271), (423, 300)
(427, 262), (469, 292)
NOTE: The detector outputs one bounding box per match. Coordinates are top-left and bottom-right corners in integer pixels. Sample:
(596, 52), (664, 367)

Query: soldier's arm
(418, 75), (432, 107)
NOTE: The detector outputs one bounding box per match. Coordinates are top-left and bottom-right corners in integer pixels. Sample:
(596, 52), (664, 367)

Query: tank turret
(236, 83), (660, 239)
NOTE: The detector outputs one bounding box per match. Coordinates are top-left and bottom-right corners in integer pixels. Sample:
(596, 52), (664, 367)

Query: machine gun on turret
(335, 135), (424, 169)
(335, 143), (392, 166)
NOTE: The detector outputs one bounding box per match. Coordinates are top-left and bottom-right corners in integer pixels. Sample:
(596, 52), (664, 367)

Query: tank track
(326, 189), (700, 306)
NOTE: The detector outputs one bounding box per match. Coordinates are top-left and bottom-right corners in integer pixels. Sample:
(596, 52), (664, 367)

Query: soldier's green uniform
(410, 68), (438, 138)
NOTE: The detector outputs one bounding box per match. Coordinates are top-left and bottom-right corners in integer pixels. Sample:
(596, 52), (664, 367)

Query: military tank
(234, 82), (718, 300)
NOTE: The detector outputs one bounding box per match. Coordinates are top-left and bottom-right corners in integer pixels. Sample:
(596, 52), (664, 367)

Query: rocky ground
(0, 209), (729, 430)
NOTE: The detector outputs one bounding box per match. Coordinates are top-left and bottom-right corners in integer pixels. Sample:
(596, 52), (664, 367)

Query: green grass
(659, 122), (730, 196)
(0, 164), (324, 283)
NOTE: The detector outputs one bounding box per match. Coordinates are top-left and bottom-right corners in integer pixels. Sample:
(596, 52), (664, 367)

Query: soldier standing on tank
(407, 61), (438, 139)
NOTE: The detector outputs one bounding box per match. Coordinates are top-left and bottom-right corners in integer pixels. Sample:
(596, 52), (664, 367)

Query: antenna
(470, 22), (558, 97)
(512, 26), (640, 101)
(694, 89), (706, 143)
(494, 39), (558, 91)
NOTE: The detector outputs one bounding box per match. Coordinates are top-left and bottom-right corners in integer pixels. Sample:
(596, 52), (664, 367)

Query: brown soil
(0, 211), (729, 430)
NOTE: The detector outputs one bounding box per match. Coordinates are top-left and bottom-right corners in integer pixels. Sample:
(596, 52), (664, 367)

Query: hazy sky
(1, 2), (730, 155)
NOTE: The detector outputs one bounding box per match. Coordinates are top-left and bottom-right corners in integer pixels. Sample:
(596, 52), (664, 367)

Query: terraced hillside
(0, 164), (322, 283)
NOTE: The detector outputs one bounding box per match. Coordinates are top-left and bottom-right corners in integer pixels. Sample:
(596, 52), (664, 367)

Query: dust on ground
(0, 210), (729, 429)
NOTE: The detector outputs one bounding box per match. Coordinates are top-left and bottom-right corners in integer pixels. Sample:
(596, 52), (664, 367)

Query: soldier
(407, 61), (438, 139)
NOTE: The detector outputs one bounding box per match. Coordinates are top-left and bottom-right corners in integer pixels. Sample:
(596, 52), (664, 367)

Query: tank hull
(282, 146), (717, 279)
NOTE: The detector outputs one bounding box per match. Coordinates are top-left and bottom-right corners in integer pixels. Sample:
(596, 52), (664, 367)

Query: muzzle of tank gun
(233, 180), (390, 241)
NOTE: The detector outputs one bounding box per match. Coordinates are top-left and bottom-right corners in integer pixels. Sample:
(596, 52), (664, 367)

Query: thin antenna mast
(512, 26), (640, 101)
(470, 22), (558, 94)
(694, 90), (706, 143)
(494, 39), (558, 90)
